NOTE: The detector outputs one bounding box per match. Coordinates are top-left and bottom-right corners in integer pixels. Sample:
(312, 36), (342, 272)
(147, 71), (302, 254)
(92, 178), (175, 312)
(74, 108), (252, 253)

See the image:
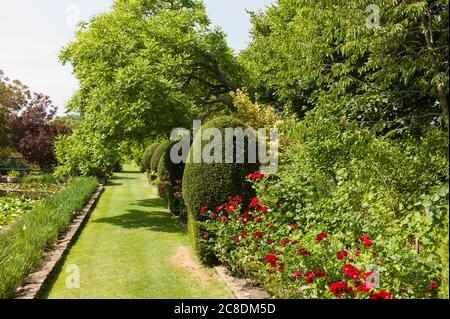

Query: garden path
(40, 165), (233, 299)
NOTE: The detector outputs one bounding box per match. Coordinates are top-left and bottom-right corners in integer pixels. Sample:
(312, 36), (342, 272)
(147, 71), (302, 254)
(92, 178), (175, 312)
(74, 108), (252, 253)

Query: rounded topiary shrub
(157, 141), (188, 216)
(158, 141), (187, 184)
(142, 143), (160, 171)
(182, 116), (259, 264)
(150, 141), (171, 172)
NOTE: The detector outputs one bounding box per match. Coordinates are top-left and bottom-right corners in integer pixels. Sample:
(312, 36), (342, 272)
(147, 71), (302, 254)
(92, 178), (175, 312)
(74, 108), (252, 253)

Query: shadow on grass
(133, 198), (164, 208)
(94, 210), (183, 233)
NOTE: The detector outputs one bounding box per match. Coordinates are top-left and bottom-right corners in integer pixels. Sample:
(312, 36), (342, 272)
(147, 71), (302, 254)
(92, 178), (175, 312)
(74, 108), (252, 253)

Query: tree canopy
(240, 0), (449, 132)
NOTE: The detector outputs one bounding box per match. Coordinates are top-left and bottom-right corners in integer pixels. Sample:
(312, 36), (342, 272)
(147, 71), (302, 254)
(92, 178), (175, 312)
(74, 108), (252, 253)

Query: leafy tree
(0, 70), (31, 147)
(60, 0), (244, 139)
(56, 0), (248, 176)
(8, 94), (70, 170)
(241, 0), (449, 131)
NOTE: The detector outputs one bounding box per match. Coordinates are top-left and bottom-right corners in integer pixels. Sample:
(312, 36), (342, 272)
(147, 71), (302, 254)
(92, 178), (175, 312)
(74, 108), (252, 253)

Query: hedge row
(0, 177), (98, 298)
(183, 116), (259, 264)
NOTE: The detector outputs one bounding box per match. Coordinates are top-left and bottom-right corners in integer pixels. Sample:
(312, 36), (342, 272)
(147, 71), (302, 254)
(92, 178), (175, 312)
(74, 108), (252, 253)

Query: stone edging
(214, 266), (271, 299)
(13, 185), (104, 299)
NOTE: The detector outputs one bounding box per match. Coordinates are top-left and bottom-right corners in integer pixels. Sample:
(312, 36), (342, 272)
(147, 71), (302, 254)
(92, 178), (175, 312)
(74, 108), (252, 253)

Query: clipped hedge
(157, 141), (188, 217)
(183, 116), (259, 264)
(150, 142), (171, 173)
(142, 143), (160, 171)
(157, 141), (187, 184)
(0, 176), (98, 298)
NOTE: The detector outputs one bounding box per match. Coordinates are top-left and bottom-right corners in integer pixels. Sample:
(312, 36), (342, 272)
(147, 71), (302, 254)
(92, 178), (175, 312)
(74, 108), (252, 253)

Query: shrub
(157, 141), (186, 184)
(142, 143), (160, 171)
(150, 142), (170, 173)
(183, 116), (259, 264)
(156, 142), (187, 217)
(197, 120), (449, 298)
(0, 176), (98, 298)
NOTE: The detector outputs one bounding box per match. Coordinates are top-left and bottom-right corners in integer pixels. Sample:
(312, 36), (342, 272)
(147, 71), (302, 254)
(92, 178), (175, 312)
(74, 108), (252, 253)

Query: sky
(0, 0), (274, 115)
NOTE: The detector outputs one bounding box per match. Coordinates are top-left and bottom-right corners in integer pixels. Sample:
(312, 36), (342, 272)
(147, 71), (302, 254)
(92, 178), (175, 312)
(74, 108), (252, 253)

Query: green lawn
(40, 165), (233, 299)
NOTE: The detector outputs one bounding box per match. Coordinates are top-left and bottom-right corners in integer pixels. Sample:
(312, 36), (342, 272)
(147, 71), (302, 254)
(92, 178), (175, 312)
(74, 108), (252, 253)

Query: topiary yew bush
(157, 141), (187, 184)
(142, 143), (159, 171)
(183, 116), (259, 264)
(157, 141), (188, 216)
(150, 142), (171, 173)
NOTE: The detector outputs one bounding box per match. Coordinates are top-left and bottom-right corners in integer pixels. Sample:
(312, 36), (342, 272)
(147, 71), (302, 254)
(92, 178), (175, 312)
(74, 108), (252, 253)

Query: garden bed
(0, 177), (98, 299)
(14, 185), (103, 299)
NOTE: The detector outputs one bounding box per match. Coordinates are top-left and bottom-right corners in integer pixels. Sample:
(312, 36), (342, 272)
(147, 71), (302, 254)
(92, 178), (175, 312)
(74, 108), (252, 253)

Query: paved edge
(13, 185), (104, 299)
(214, 266), (270, 299)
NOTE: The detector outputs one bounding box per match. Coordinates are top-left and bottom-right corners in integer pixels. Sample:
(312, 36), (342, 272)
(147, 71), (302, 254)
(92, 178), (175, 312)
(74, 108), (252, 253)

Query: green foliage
(0, 196), (35, 228)
(55, 129), (121, 178)
(55, 0), (247, 177)
(241, 0), (449, 129)
(156, 142), (187, 217)
(150, 141), (170, 173)
(143, 143), (160, 171)
(158, 141), (186, 184)
(7, 170), (20, 178)
(0, 176), (98, 298)
(183, 116), (259, 264)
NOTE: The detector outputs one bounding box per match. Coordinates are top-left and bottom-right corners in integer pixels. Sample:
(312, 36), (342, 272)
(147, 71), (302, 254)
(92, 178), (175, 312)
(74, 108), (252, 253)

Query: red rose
(355, 251), (361, 257)
(260, 206), (268, 213)
(203, 233), (209, 239)
(337, 250), (348, 260)
(430, 281), (438, 290)
(362, 272), (374, 280)
(294, 271), (303, 278)
(229, 201), (239, 208)
(329, 281), (349, 298)
(278, 263), (284, 271)
(264, 254), (277, 267)
(316, 233), (328, 242)
(280, 240), (288, 246)
(200, 207), (207, 215)
(298, 248), (311, 256)
(211, 212), (216, 219)
(370, 290), (392, 299)
(356, 282), (371, 293)
(248, 197), (260, 208)
(305, 272), (315, 284)
(253, 232), (263, 239)
(268, 239), (276, 245)
(343, 264), (360, 280)
(359, 235), (373, 247)
(313, 270), (326, 277)
(248, 172), (265, 180)
(221, 216), (228, 222)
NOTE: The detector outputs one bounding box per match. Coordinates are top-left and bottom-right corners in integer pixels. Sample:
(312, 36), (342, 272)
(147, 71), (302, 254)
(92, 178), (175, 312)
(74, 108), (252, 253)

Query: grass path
(40, 165), (233, 299)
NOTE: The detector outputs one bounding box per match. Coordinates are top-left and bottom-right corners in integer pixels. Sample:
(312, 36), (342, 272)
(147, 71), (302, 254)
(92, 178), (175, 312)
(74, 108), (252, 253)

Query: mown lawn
(40, 165), (233, 299)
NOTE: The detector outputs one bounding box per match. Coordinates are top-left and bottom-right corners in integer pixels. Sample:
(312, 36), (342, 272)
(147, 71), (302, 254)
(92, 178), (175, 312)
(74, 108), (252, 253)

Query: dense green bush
(142, 143), (160, 171)
(0, 176), (98, 298)
(183, 116), (259, 264)
(156, 142), (187, 217)
(157, 141), (186, 184)
(150, 142), (171, 173)
(198, 120), (449, 298)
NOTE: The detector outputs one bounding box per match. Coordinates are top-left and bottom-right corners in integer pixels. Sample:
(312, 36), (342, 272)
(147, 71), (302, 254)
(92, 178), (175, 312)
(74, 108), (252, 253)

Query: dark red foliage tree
(9, 93), (71, 170)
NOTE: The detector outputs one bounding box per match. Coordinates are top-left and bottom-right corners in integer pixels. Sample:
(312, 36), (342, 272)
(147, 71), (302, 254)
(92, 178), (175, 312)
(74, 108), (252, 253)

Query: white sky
(0, 0), (273, 114)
